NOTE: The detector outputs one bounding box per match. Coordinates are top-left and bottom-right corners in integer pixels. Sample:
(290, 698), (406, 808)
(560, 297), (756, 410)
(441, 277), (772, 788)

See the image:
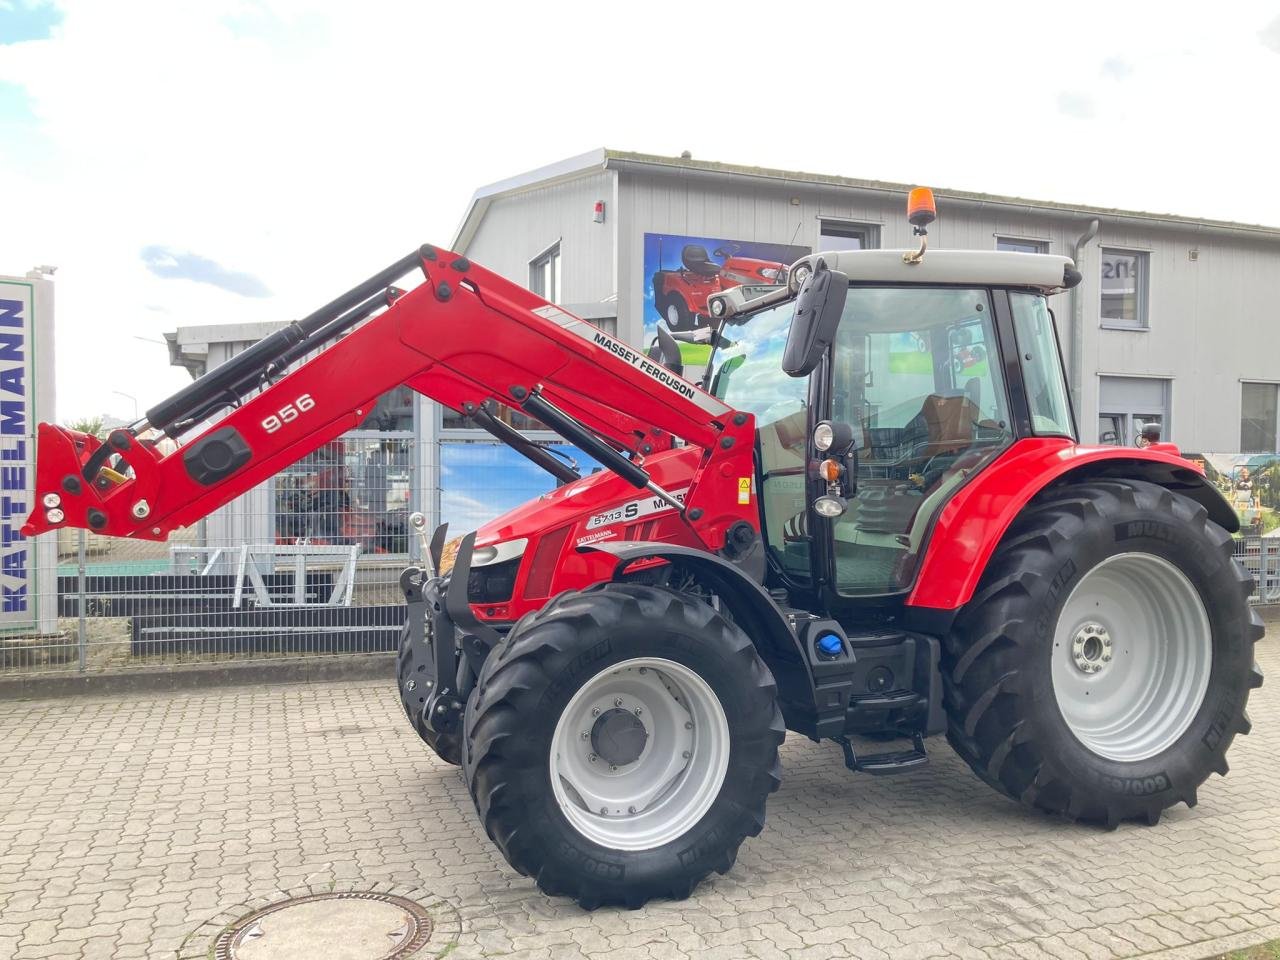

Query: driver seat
(920, 392), (979, 456)
(680, 245), (721, 277)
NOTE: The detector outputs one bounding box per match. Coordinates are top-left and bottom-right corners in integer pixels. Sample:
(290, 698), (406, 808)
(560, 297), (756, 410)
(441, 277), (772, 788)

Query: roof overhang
(452, 148), (1280, 248)
(451, 148), (610, 253)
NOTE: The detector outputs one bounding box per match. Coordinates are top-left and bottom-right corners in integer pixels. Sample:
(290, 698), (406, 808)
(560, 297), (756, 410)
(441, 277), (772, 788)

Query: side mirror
(782, 260), (848, 377)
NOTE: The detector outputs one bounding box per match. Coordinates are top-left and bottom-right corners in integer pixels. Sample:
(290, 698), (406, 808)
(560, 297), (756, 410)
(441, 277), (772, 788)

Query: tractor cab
(706, 199), (1080, 605)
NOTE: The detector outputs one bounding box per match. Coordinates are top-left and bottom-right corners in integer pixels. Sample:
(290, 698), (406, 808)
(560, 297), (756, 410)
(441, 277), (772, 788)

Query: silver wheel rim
(549, 657), (730, 851)
(666, 303), (682, 326)
(1051, 552), (1212, 762)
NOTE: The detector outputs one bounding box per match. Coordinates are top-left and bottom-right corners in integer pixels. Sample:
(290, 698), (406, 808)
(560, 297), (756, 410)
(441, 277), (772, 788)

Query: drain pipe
(1070, 219), (1100, 415)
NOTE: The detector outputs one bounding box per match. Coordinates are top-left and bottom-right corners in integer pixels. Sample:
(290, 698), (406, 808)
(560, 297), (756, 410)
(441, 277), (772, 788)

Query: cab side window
(712, 306), (811, 581)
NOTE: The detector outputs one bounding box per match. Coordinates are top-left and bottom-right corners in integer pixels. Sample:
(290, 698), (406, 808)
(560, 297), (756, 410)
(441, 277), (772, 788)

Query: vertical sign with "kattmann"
(0, 275), (55, 634)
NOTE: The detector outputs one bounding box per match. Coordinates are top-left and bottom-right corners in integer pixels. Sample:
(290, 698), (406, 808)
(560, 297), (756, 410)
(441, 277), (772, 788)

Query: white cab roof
(796, 249), (1076, 293)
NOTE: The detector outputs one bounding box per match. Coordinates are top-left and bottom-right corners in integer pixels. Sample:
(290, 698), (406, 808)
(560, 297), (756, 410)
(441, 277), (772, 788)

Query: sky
(2, 0), (1280, 423)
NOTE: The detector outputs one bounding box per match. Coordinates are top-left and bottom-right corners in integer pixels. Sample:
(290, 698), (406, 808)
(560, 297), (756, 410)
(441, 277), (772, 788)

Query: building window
(819, 221), (878, 251)
(1242, 382), (1279, 453)
(530, 242), (561, 303)
(1100, 248), (1149, 328)
(997, 237), (1048, 254)
(1098, 375), (1169, 446)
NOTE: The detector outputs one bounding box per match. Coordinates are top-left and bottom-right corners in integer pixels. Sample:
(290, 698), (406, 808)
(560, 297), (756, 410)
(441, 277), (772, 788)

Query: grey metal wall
(464, 169), (618, 307)
(615, 164), (1280, 454)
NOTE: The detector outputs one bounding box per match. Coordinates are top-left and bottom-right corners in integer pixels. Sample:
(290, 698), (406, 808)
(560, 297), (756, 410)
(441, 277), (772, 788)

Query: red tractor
(24, 192), (1263, 910)
(652, 242), (787, 331)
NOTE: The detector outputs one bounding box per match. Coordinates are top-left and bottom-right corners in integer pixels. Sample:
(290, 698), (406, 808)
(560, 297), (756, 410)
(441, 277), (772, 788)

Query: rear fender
(907, 438), (1237, 611)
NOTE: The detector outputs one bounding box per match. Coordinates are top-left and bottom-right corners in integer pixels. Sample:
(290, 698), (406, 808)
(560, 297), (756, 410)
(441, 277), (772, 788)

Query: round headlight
(710, 297), (725, 317)
(813, 422), (834, 452)
(790, 263), (812, 293)
(471, 546), (499, 566)
(813, 495), (848, 519)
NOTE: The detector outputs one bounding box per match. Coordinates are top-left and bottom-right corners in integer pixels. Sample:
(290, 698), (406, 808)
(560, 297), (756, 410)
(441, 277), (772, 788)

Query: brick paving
(1, 637), (1277, 960)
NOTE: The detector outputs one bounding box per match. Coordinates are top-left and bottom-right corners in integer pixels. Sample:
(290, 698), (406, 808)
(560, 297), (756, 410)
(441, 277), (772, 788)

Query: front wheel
(463, 583), (784, 909)
(944, 479), (1264, 826)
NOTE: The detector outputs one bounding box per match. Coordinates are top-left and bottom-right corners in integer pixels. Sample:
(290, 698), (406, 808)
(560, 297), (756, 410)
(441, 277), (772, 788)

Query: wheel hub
(1071, 622), (1114, 675)
(550, 658), (730, 850)
(590, 707), (648, 767)
(1050, 552), (1212, 763)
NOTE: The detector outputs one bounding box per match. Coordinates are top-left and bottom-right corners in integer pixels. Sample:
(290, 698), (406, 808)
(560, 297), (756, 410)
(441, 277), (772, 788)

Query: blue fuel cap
(816, 633), (844, 657)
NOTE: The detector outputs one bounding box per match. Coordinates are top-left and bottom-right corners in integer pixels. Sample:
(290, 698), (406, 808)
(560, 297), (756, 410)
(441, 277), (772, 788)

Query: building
(454, 148), (1280, 455)
(167, 149), (1280, 559)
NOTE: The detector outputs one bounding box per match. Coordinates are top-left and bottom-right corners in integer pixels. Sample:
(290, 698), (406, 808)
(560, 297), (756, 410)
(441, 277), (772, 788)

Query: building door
(1098, 376), (1170, 446)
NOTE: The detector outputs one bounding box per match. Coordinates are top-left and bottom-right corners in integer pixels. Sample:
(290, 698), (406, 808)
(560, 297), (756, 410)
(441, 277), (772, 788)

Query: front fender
(907, 438), (1236, 611)
(578, 540), (810, 687)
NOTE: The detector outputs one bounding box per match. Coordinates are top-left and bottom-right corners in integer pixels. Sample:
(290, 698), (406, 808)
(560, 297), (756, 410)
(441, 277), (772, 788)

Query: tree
(67, 416), (105, 438)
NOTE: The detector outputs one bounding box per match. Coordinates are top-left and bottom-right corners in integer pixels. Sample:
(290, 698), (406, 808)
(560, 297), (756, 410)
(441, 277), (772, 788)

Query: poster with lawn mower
(1184, 452), (1280, 602)
(642, 232), (809, 375)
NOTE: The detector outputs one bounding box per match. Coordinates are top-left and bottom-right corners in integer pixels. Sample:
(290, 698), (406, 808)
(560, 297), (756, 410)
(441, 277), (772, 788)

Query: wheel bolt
(684, 721), (693, 730)
(635, 707), (643, 716)
(1103, 654), (1112, 661)
(615, 698), (623, 707)
(591, 707), (600, 717)
(600, 807), (608, 815)
(609, 764), (618, 772)
(639, 668), (647, 674)
(581, 731), (589, 740)
(589, 753), (597, 763)
(628, 806), (637, 814)
(682, 750), (691, 759)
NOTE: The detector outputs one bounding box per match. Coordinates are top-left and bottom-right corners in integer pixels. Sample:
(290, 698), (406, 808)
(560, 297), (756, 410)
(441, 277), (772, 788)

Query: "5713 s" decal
(585, 488), (689, 531)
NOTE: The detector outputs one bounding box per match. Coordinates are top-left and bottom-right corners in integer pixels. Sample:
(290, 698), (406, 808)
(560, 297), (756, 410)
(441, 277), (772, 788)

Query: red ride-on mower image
(652, 243), (787, 331)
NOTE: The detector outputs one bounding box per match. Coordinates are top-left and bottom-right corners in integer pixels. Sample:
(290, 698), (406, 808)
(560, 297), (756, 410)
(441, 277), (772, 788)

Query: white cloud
(1, 1), (1279, 422)
(1056, 92), (1096, 119)
(1262, 14), (1280, 53)
(1100, 56), (1133, 80)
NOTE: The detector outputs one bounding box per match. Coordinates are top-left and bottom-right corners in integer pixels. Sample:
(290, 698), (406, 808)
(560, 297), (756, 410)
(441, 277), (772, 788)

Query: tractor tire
(944, 479), (1264, 827)
(462, 582), (784, 909)
(396, 622), (463, 766)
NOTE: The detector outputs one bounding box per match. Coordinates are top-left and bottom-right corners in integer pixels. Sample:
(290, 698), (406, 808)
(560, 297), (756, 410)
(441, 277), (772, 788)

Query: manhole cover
(213, 891), (433, 960)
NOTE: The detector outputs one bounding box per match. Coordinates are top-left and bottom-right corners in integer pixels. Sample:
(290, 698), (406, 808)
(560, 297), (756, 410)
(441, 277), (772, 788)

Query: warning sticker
(738, 477), (751, 505)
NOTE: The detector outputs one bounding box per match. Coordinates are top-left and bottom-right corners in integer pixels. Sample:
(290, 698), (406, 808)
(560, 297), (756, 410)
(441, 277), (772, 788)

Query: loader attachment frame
(23, 245), (757, 549)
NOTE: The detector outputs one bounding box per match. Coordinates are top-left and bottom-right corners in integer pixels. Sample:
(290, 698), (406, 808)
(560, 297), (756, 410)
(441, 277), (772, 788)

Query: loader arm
(23, 245), (756, 546)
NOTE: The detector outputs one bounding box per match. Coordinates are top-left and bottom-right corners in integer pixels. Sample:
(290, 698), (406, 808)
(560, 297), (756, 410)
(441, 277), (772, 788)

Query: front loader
(24, 190), (1263, 909)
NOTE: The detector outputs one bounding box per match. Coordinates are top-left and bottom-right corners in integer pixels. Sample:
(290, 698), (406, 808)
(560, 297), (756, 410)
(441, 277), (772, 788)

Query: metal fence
(1234, 535), (1280, 606)
(5, 452), (1278, 677)
(0, 433), (580, 677)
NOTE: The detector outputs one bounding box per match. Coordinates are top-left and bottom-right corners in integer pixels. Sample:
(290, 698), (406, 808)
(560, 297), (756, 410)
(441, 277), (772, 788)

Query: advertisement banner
(0, 275), (55, 632)
(642, 233), (809, 362)
(1185, 452), (1280, 537)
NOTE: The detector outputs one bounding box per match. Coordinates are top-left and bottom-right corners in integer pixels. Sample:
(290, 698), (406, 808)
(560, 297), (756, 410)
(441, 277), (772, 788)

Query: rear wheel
(944, 479), (1264, 826)
(463, 583), (784, 909)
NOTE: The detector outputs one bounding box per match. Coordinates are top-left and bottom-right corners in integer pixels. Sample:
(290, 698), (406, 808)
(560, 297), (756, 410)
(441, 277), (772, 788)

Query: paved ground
(2, 639), (1278, 960)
